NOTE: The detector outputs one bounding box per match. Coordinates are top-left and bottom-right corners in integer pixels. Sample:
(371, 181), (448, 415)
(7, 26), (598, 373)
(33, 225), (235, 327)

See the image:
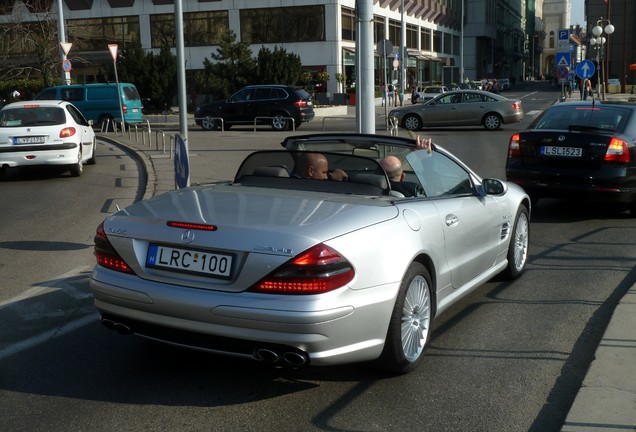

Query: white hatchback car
(0, 100), (96, 176)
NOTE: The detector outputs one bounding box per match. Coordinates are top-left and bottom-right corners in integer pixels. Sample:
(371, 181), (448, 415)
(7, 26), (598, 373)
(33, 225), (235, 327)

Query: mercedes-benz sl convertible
(90, 133), (530, 374)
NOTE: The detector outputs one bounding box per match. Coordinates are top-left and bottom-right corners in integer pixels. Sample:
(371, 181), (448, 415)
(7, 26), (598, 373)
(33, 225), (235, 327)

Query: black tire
(271, 113), (290, 131)
(200, 116), (219, 131)
(378, 262), (433, 374)
(87, 139), (97, 165)
(403, 114), (422, 131)
(502, 205), (529, 279)
(482, 113), (502, 130)
(69, 147), (83, 177)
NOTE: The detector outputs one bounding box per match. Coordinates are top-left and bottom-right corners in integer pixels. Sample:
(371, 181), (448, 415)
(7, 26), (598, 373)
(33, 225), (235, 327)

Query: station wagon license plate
(540, 146), (583, 157)
(14, 136), (46, 144)
(146, 244), (233, 279)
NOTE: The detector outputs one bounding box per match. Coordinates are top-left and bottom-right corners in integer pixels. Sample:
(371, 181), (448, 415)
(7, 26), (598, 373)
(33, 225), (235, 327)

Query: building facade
(585, 0), (636, 91)
(0, 0), (536, 97)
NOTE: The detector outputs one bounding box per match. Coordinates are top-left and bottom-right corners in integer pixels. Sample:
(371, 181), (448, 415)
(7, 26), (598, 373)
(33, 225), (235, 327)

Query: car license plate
(146, 244), (233, 279)
(540, 146), (583, 157)
(132, 108), (139, 113)
(14, 136), (46, 144)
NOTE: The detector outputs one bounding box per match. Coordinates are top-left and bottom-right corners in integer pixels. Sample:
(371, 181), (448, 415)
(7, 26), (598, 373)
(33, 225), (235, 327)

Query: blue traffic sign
(558, 29), (569, 41)
(576, 60), (596, 80)
(174, 134), (190, 189)
(556, 52), (571, 68)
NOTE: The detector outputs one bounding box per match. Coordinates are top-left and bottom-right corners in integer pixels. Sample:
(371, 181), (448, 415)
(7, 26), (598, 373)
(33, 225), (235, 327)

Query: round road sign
(556, 66), (568, 79)
(62, 59), (72, 72)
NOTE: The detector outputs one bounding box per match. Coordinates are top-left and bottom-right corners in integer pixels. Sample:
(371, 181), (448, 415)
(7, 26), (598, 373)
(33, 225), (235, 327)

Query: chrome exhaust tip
(101, 318), (116, 330)
(255, 348), (280, 363)
(282, 352), (308, 367)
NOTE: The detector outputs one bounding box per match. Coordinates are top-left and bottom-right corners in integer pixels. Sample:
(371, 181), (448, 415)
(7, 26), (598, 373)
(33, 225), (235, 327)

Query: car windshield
(532, 105), (631, 132)
(0, 107), (65, 127)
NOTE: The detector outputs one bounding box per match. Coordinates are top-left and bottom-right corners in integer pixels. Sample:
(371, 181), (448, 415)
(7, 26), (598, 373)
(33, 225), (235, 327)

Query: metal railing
(321, 116), (350, 131)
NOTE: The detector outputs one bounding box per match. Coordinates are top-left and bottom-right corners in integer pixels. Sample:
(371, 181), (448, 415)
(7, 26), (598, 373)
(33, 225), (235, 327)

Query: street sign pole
(108, 44), (126, 131)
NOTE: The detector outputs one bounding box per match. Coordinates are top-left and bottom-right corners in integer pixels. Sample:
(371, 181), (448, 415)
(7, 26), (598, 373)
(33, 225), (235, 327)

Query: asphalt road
(1, 83), (634, 431)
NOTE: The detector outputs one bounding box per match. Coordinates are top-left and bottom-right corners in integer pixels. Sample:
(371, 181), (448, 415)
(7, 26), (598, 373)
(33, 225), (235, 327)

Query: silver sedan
(390, 90), (524, 131)
(90, 134), (530, 374)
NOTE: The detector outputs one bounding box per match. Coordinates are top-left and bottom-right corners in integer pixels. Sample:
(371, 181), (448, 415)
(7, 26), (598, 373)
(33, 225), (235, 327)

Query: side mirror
(482, 178), (507, 196)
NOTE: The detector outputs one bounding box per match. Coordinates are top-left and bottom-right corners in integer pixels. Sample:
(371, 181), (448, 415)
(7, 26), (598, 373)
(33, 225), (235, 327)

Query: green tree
(202, 30), (257, 97)
(256, 46), (302, 85)
(119, 41), (177, 112)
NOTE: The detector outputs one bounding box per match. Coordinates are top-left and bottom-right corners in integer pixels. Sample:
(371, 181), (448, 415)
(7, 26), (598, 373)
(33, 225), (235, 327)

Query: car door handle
(445, 214), (459, 227)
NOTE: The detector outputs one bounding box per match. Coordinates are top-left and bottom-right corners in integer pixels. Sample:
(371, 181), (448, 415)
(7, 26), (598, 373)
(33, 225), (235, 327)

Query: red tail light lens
(294, 100), (308, 108)
(94, 222), (134, 274)
(250, 243), (354, 294)
(604, 138), (630, 163)
(122, 104), (128, 114)
(59, 127), (76, 138)
(512, 102), (522, 110)
(508, 133), (521, 157)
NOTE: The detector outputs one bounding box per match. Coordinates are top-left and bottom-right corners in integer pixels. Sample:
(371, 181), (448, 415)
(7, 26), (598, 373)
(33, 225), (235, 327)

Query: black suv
(195, 85), (315, 131)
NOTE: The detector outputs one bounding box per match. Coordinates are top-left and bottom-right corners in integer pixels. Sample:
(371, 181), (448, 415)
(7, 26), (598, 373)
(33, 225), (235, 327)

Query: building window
(241, 6), (325, 44)
(549, 31), (555, 49)
(374, 15), (385, 43)
(342, 7), (355, 41)
(406, 23), (417, 49)
(67, 16), (140, 52)
(150, 12), (229, 48)
(433, 30), (442, 53)
(443, 32), (452, 54)
(388, 19), (400, 46)
(421, 28), (431, 51)
(185, 11), (228, 46)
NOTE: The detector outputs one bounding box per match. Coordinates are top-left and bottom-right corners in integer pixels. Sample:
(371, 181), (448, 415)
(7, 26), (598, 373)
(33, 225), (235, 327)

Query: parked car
(0, 100), (96, 177)
(417, 85), (449, 102)
(35, 82), (143, 128)
(194, 85), (315, 131)
(389, 90), (524, 131)
(90, 133), (530, 374)
(506, 100), (636, 214)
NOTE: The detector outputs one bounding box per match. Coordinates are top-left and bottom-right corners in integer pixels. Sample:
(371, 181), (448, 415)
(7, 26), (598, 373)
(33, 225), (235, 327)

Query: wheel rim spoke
(514, 213), (529, 270)
(400, 275), (431, 362)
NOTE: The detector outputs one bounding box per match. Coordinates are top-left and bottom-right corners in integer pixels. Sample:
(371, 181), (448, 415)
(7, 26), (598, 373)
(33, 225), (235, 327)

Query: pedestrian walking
(380, 83), (386, 106)
(387, 83), (394, 106)
(582, 79), (591, 100)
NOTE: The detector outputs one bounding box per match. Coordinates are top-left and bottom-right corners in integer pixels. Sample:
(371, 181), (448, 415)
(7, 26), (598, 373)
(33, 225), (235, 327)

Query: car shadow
(530, 198), (633, 223)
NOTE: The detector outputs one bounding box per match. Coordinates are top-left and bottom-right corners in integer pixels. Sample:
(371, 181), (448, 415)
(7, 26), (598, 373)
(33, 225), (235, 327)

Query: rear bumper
(90, 268), (397, 366)
(0, 142), (79, 167)
(507, 174), (636, 205)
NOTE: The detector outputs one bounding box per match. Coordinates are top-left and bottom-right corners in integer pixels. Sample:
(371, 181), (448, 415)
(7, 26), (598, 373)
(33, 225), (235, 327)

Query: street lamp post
(590, 17), (614, 101)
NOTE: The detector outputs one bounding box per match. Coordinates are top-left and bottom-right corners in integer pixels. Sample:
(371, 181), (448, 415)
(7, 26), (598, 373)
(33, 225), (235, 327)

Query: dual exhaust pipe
(101, 317), (309, 367)
(254, 347), (309, 367)
(101, 318), (132, 335)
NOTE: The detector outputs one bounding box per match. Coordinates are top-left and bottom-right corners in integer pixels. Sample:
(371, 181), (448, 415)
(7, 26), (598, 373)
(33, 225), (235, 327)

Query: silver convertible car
(91, 134), (530, 374)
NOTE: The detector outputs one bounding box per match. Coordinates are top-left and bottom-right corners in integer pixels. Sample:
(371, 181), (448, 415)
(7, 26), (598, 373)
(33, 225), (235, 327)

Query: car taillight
(512, 102), (522, 110)
(604, 137), (630, 163)
(249, 243), (354, 294)
(294, 100), (308, 108)
(122, 104), (128, 114)
(94, 222), (134, 274)
(508, 133), (521, 157)
(59, 127), (76, 138)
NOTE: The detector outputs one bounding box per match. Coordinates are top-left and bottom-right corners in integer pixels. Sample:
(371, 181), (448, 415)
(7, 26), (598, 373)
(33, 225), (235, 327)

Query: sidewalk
(98, 94), (636, 432)
(558, 90), (636, 432)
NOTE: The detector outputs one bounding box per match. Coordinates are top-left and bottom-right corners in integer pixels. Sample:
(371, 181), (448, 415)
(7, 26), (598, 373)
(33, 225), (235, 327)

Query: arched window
(549, 31), (555, 49)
